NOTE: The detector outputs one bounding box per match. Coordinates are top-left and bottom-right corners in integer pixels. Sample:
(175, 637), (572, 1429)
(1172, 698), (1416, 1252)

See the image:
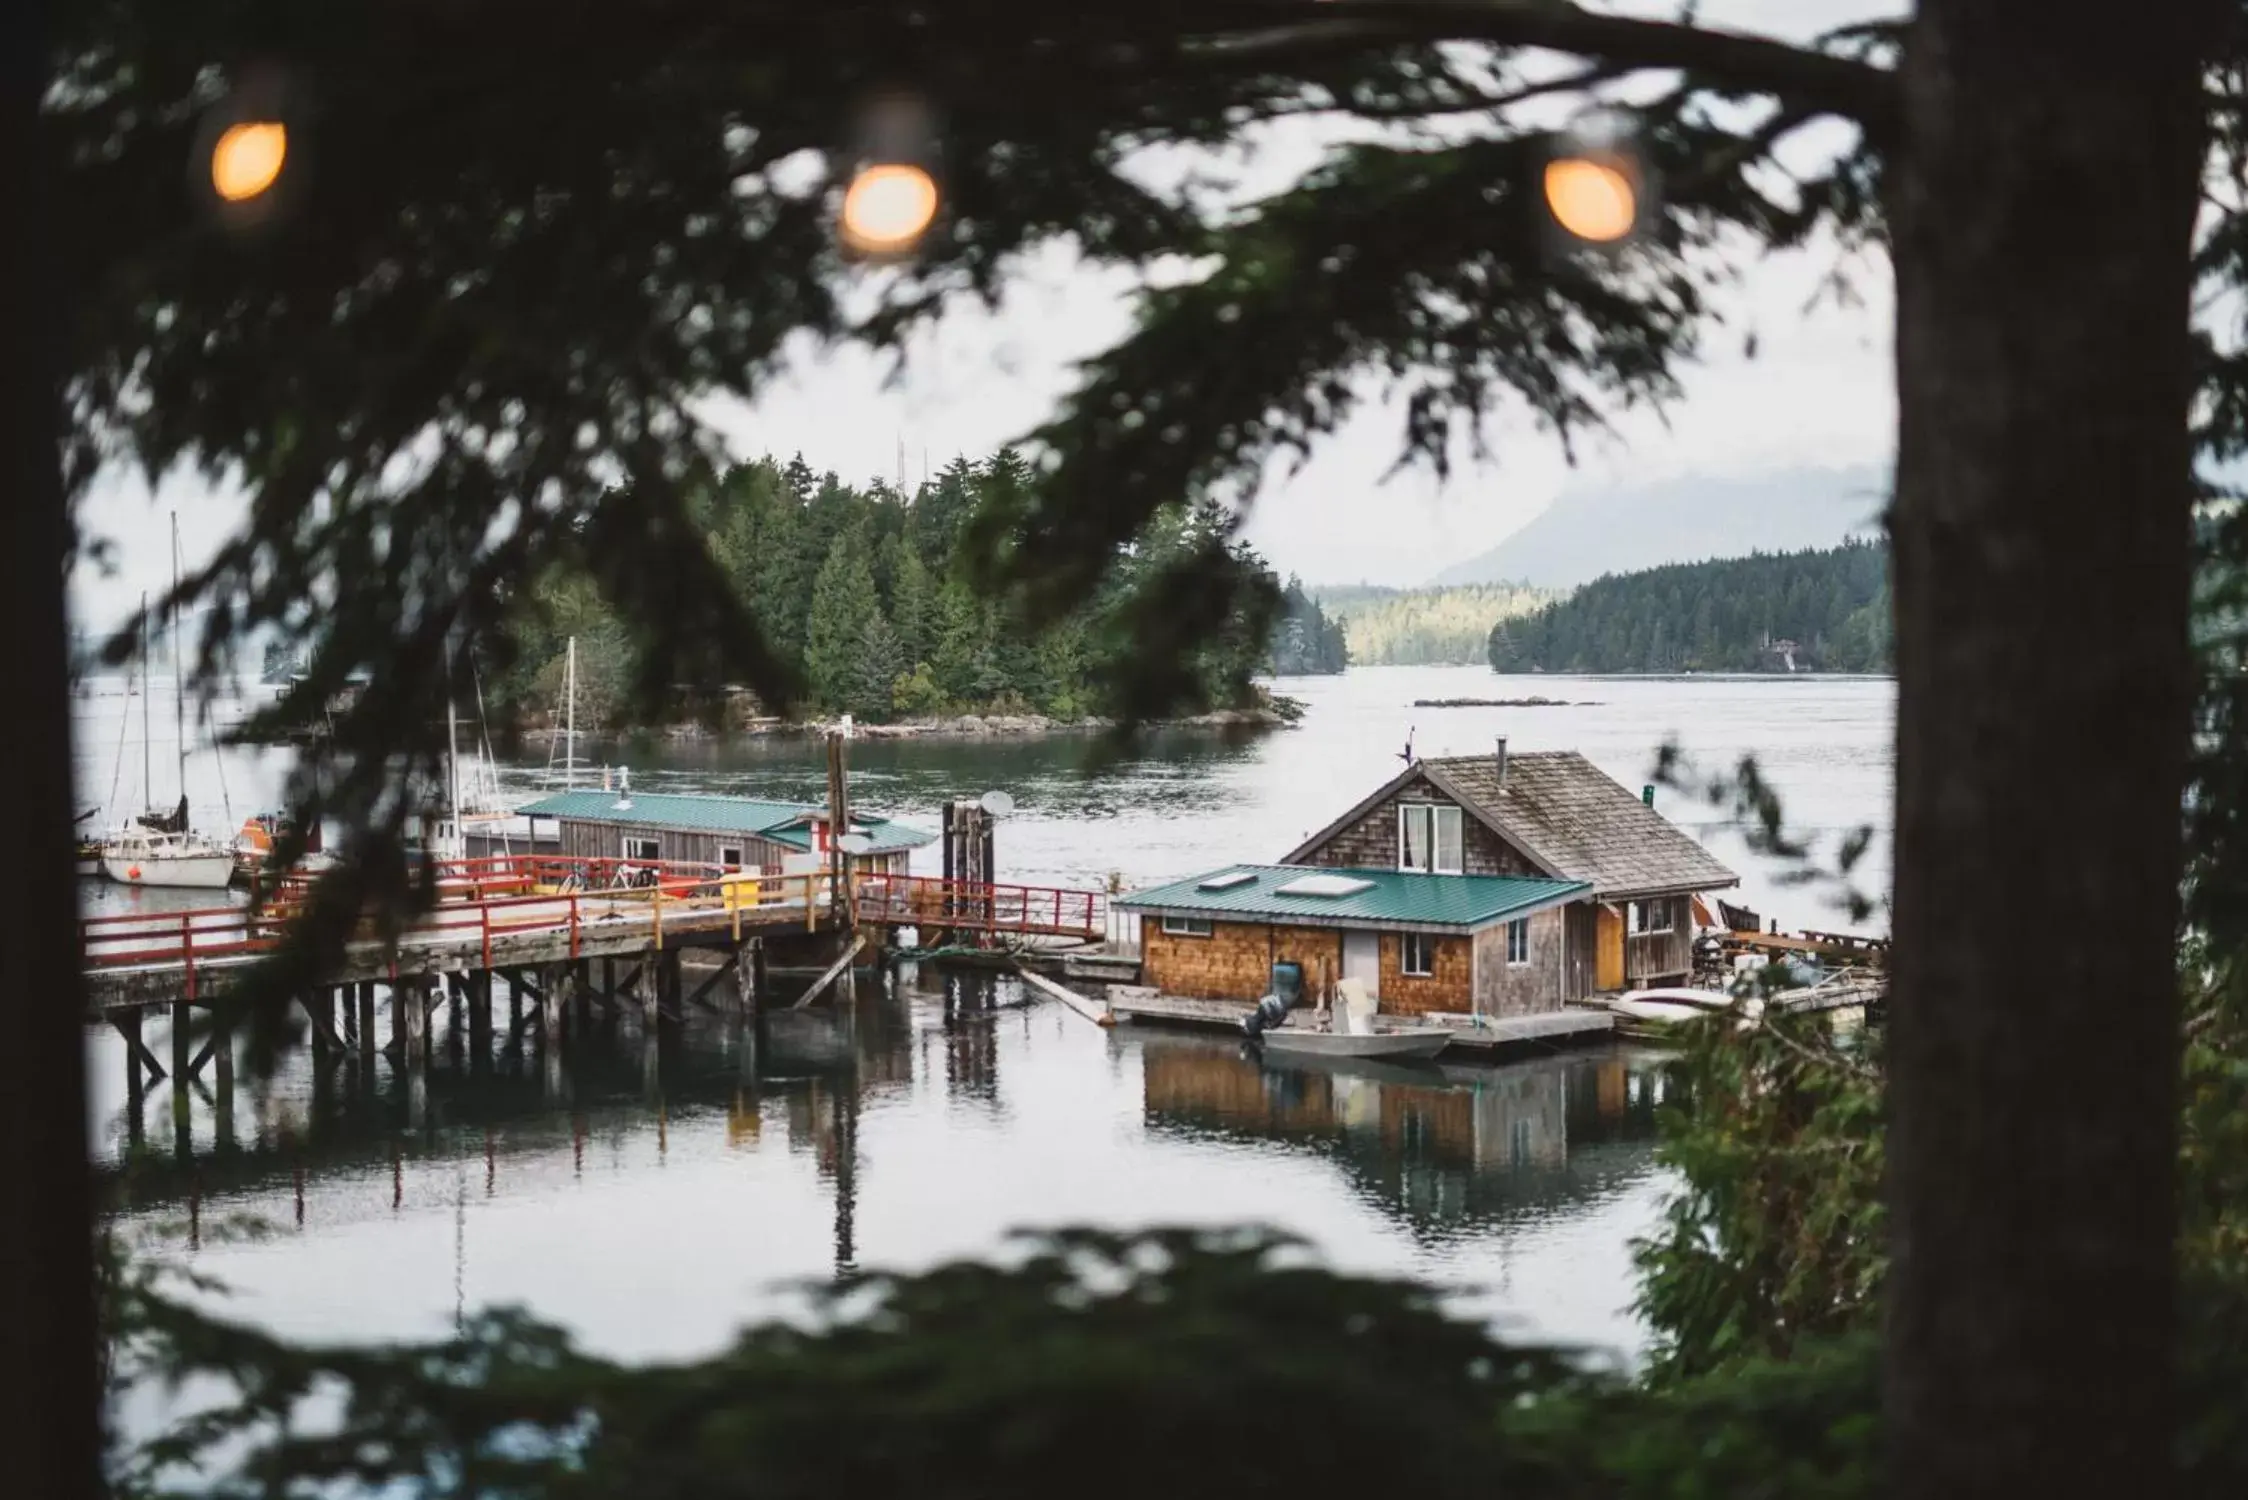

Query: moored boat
(100, 824), (236, 889)
(1256, 1027), (1450, 1061)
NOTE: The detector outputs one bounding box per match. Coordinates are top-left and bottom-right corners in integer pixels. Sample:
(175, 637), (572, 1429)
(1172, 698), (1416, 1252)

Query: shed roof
(514, 790), (934, 854)
(1278, 751), (1737, 900)
(1116, 864), (1588, 933)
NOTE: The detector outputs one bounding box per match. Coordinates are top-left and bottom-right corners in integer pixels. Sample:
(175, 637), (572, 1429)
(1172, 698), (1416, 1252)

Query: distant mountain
(1428, 464), (1889, 590)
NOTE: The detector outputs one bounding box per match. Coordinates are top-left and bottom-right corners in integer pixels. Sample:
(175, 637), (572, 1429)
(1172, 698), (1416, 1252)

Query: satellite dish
(979, 789), (1015, 817)
(838, 832), (874, 855)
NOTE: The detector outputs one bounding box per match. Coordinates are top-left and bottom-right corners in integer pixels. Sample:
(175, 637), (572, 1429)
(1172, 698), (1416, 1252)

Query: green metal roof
(514, 790), (934, 853)
(1116, 864), (1589, 933)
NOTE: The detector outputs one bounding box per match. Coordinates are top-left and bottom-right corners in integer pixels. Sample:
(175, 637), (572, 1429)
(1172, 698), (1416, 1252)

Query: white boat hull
(1258, 1028), (1450, 1061)
(101, 850), (236, 889)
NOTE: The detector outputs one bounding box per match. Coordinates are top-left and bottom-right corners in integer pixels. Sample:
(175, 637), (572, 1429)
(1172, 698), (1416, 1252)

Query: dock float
(1103, 989), (1614, 1057)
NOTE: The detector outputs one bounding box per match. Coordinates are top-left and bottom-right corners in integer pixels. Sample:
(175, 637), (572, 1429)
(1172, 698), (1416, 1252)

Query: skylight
(1197, 870), (1258, 892)
(1273, 874), (1375, 898)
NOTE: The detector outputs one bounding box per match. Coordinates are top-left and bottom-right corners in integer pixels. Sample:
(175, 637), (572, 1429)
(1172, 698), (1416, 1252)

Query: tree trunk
(1887, 6), (2207, 1494)
(2, 1), (101, 1494)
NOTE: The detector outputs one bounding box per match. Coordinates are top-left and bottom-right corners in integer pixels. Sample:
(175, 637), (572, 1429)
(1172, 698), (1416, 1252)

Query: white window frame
(623, 836), (660, 863)
(1505, 918), (1530, 967)
(1629, 899), (1674, 936)
(1401, 931), (1436, 977)
(1162, 916), (1214, 938)
(1397, 804), (1463, 874)
(719, 844), (744, 870)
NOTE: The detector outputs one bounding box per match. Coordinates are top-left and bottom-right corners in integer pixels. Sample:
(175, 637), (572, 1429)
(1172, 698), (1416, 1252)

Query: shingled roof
(1280, 751), (1737, 901)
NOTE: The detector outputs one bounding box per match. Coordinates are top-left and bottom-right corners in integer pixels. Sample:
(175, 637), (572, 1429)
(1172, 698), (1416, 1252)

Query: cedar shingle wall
(1142, 921), (1279, 1000)
(1378, 932), (1471, 1015)
(1292, 773), (1545, 877)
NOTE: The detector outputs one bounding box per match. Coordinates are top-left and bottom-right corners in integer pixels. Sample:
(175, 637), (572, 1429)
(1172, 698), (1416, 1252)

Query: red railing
(853, 874), (1107, 939)
(82, 856), (825, 983)
(83, 861), (1109, 984)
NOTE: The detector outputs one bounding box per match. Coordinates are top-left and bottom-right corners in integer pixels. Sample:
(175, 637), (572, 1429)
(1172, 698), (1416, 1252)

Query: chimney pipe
(1495, 736), (1508, 787)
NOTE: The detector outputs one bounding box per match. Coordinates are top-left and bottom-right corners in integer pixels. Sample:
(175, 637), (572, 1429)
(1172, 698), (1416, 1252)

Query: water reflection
(1139, 1038), (1668, 1246)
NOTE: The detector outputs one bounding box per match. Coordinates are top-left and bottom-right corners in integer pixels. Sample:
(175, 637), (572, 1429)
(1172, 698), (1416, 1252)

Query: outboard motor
(1241, 991), (1290, 1041)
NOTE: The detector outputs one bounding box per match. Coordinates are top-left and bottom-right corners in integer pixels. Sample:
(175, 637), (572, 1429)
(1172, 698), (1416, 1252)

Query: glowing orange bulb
(1543, 157), (1637, 244)
(211, 121), (288, 203)
(839, 163), (939, 256)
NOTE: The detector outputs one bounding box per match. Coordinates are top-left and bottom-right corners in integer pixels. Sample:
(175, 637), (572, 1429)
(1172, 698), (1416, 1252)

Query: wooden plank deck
(1103, 989), (1615, 1057)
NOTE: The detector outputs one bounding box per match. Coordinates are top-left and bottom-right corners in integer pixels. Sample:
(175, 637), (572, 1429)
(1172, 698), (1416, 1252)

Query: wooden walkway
(81, 856), (1112, 1014)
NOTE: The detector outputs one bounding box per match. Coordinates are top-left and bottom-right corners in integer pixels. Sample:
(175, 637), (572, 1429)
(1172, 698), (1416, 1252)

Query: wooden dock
(1102, 989), (1615, 1057)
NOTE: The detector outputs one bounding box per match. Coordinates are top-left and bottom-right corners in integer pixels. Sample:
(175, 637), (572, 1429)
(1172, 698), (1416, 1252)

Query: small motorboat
(1257, 1027), (1450, 1061)
(1608, 987), (1764, 1032)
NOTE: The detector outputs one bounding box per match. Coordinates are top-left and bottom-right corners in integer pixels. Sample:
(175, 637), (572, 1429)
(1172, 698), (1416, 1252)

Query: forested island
(492, 450), (1337, 734)
(1487, 540), (1891, 674)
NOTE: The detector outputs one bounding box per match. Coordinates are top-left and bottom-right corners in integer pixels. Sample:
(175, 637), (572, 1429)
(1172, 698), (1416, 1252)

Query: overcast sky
(70, 0), (1900, 633)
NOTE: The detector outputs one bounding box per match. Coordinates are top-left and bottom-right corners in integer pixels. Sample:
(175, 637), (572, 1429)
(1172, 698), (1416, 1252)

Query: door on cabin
(1342, 931), (1380, 1002)
(1595, 904), (1625, 991)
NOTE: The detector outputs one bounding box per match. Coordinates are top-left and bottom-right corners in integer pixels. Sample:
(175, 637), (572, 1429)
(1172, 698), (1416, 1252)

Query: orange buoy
(128, 866), (142, 880)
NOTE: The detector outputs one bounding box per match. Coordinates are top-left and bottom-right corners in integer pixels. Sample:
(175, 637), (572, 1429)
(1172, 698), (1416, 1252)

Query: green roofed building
(512, 788), (934, 875)
(1116, 865), (1589, 1020)
(1121, 741), (1738, 1018)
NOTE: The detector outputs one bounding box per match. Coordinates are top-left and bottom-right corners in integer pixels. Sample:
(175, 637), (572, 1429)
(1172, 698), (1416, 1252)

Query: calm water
(85, 666), (1895, 1363)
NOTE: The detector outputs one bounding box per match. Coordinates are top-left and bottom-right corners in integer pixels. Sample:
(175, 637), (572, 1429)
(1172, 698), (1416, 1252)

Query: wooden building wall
(1295, 778), (1546, 877)
(1140, 919), (1472, 1013)
(1623, 894), (1693, 985)
(1140, 920), (1283, 1001)
(551, 817), (909, 876)
(1469, 905), (1567, 1018)
(1376, 932), (1471, 1015)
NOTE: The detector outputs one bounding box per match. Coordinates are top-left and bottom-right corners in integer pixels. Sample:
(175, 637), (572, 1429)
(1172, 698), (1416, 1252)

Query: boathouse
(1117, 865), (1590, 1019)
(511, 790), (934, 876)
(1278, 744), (1738, 997)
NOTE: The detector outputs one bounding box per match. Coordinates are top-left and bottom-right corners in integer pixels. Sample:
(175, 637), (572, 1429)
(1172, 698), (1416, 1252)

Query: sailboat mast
(170, 513), (188, 809)
(447, 670), (463, 857)
(139, 592), (152, 815)
(564, 636), (578, 789)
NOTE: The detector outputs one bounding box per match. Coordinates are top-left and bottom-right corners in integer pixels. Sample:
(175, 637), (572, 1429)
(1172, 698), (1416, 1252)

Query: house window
(1401, 932), (1436, 977)
(719, 845), (743, 870)
(1630, 899), (1673, 936)
(1398, 804), (1464, 873)
(623, 836), (660, 863)
(1505, 918), (1529, 966)
(1162, 916), (1214, 938)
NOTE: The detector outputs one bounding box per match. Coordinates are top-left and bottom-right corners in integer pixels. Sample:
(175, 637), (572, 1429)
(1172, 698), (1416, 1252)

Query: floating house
(509, 790), (934, 876)
(1118, 742), (1738, 1019)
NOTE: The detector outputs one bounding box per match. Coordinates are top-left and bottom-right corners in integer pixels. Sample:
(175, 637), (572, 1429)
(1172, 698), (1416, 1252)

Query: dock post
(212, 1011), (235, 1151)
(639, 951), (659, 1030)
(469, 973), (494, 1073)
(750, 937), (768, 1008)
(122, 1009), (147, 1149)
(542, 964), (566, 1046)
(642, 1026), (661, 1102)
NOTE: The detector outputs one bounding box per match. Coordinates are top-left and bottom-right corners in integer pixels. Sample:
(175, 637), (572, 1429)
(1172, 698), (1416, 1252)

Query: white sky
(69, 0), (1900, 631)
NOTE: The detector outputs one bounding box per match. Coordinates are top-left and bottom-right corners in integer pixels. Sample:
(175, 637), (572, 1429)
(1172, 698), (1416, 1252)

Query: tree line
(496, 450), (1335, 728)
(1319, 582), (1550, 665)
(1487, 540), (1891, 675)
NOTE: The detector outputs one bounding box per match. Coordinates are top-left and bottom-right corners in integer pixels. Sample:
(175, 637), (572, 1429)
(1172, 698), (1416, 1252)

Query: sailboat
(99, 522), (236, 889)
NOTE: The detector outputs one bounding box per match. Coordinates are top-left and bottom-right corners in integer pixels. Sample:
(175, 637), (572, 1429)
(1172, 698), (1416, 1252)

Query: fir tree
(804, 528), (879, 712)
(849, 611), (904, 722)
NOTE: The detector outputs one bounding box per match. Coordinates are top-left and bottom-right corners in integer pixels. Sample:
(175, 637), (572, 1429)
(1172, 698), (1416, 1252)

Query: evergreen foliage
(1268, 577), (1349, 675)
(498, 452), (1295, 725)
(1491, 542), (1892, 674)
(1321, 582), (1550, 665)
